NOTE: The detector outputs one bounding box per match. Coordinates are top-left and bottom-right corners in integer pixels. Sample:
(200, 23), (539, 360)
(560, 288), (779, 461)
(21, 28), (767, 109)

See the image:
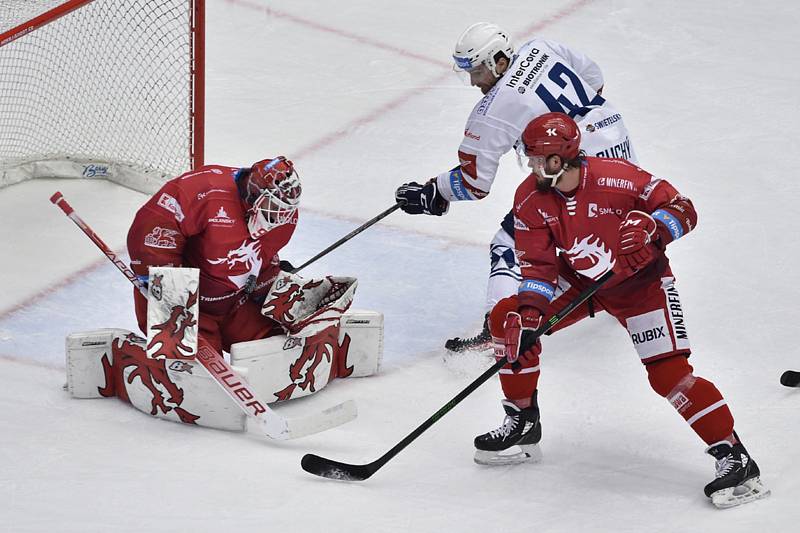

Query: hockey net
(0, 0), (204, 194)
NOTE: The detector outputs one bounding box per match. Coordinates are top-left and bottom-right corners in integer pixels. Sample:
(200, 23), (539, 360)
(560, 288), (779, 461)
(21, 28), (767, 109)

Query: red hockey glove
(504, 307), (543, 365)
(616, 210), (657, 271)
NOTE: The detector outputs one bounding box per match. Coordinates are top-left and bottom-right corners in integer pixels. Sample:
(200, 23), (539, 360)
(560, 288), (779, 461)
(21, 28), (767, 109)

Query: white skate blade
(474, 444), (542, 466)
(710, 476), (771, 509)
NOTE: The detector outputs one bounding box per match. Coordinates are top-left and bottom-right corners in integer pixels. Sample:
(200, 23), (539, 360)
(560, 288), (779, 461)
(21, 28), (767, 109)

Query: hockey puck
(780, 370), (800, 388)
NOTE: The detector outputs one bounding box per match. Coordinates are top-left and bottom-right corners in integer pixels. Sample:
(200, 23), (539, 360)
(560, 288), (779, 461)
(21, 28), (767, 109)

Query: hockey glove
(395, 179), (449, 216)
(504, 307), (542, 366)
(616, 210), (657, 271)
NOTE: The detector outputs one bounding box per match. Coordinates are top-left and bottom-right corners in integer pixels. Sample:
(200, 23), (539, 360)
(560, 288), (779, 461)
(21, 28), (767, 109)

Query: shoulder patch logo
(157, 193), (185, 222)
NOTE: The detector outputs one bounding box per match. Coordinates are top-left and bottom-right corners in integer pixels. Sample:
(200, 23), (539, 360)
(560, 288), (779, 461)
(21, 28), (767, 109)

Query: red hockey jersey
(513, 157), (696, 313)
(127, 165), (297, 326)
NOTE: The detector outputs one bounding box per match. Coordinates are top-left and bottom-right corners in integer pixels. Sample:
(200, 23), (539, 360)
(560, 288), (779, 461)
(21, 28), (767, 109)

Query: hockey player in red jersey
(393, 22), (638, 355)
(127, 157), (301, 353)
(474, 112), (769, 509)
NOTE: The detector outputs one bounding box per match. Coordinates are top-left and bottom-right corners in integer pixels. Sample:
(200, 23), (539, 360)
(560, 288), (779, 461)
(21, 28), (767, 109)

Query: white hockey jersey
(435, 38), (637, 202)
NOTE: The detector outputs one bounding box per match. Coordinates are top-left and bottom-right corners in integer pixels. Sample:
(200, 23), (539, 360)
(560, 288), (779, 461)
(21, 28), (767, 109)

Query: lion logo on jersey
(273, 326), (354, 401)
(564, 234), (615, 280)
(208, 240), (263, 289)
(99, 334), (200, 424)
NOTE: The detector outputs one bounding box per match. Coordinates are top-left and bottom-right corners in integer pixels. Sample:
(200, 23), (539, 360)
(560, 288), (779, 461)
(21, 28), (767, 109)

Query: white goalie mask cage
(243, 156), (301, 239)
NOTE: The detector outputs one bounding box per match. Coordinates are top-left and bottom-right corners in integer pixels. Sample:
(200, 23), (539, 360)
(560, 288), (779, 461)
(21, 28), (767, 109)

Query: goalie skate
(474, 398), (542, 466)
(704, 437), (770, 509)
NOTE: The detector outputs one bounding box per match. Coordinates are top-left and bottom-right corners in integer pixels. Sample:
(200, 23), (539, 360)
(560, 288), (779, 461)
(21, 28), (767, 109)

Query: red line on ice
(0, 256), (113, 322)
(223, 0), (599, 157)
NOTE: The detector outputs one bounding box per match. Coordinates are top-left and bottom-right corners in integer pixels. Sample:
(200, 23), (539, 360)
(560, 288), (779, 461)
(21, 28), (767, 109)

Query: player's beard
(535, 177), (553, 192)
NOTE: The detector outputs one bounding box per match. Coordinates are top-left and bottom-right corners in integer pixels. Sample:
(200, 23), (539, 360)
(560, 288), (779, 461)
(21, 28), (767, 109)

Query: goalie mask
(239, 156), (301, 239)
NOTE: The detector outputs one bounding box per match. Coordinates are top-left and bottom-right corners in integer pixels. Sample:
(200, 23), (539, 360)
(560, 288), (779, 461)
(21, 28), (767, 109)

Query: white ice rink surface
(2, 0), (800, 531)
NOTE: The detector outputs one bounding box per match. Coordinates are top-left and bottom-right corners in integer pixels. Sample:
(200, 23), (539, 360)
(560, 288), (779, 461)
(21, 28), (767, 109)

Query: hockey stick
(291, 203), (402, 274)
(301, 270), (614, 480)
(50, 191), (357, 440)
(780, 370), (800, 388)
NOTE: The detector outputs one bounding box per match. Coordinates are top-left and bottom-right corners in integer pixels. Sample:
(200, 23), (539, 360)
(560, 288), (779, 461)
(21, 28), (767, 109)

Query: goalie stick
(301, 270), (614, 481)
(780, 370), (800, 388)
(50, 191), (356, 440)
(291, 203), (402, 274)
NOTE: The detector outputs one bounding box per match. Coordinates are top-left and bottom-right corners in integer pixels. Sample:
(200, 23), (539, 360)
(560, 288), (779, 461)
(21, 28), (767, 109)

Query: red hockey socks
(646, 356), (734, 445)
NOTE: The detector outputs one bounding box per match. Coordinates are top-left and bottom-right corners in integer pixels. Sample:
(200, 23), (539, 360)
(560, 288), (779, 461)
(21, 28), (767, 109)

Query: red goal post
(0, 0), (204, 193)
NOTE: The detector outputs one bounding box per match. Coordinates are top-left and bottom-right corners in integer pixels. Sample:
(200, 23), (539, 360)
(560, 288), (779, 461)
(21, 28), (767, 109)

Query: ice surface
(2, 0), (799, 531)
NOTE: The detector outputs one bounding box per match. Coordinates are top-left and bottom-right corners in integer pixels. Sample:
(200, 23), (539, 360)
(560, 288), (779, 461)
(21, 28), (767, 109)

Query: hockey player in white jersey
(394, 22), (638, 353)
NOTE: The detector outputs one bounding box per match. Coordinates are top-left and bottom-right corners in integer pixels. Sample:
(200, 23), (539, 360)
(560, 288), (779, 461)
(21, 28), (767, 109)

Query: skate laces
(714, 452), (743, 479)
(488, 415), (518, 440)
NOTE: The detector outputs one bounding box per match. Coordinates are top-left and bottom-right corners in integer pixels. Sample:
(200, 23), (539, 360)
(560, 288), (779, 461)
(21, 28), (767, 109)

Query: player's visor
(453, 55), (483, 72)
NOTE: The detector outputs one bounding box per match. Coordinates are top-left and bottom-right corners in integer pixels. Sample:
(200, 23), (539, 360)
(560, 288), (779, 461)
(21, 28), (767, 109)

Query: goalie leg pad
(66, 329), (245, 431)
(230, 310), (384, 402)
(67, 328), (138, 399)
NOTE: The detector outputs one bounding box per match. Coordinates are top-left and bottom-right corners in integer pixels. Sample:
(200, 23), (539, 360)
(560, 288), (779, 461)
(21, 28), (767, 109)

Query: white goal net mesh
(0, 0), (200, 192)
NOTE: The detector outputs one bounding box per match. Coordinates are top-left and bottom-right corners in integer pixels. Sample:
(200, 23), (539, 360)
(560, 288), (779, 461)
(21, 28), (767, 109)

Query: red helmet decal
(522, 112), (581, 160)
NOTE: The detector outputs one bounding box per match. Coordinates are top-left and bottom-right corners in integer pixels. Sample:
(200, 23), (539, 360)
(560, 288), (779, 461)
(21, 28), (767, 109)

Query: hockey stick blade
(301, 270), (614, 481)
(274, 400), (358, 440)
(301, 453), (376, 481)
(780, 370), (800, 388)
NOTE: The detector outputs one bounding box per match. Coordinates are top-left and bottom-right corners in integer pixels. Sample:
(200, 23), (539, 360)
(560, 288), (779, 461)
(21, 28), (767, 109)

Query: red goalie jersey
(127, 165), (297, 349)
(513, 157), (696, 313)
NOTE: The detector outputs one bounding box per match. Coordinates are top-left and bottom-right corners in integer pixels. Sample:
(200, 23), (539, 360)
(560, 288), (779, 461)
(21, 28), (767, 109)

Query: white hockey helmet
(452, 22), (514, 77)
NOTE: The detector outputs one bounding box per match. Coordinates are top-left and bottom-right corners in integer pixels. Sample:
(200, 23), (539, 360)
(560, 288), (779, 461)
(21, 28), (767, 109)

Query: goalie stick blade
(780, 370), (800, 388)
(301, 454), (375, 481)
(261, 400), (358, 440)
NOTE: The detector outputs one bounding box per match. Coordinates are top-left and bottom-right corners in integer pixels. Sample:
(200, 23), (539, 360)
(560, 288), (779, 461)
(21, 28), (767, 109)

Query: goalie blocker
(65, 268), (383, 431)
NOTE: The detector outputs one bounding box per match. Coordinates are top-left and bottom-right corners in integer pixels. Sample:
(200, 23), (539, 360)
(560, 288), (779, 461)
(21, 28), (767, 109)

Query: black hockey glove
(395, 179), (449, 216)
(279, 259), (295, 272)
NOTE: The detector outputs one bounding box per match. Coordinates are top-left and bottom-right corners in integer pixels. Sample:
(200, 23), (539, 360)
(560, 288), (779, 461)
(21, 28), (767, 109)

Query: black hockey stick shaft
(780, 370), (800, 388)
(291, 203), (402, 274)
(301, 270), (614, 481)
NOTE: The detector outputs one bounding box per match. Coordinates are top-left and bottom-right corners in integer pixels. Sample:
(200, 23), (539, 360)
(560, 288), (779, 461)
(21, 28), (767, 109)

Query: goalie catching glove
(261, 272), (357, 337)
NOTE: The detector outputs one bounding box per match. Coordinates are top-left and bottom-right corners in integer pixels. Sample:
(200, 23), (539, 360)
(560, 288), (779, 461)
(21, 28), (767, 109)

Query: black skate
(445, 313), (492, 356)
(474, 395), (542, 466)
(704, 436), (770, 509)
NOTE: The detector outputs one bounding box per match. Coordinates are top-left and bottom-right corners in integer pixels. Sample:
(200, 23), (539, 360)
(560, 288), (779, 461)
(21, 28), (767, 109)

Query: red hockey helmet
(241, 156), (301, 238)
(521, 112), (581, 160)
